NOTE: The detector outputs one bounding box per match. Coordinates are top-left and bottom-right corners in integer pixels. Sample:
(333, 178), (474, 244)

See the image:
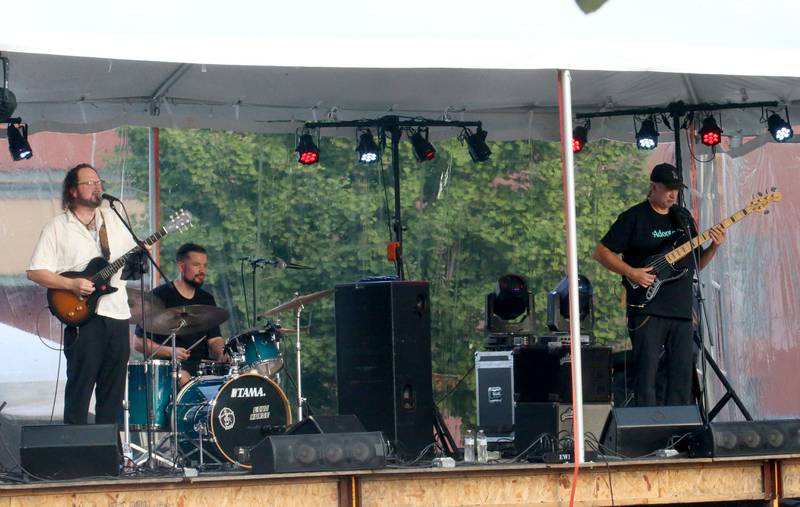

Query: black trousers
(63, 316), (130, 425)
(628, 314), (694, 407)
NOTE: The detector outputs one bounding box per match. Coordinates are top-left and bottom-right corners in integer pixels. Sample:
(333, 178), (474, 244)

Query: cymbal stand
(168, 320), (187, 469)
(294, 298), (306, 420)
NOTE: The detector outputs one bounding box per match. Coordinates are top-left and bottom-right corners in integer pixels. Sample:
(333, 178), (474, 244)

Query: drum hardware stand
(294, 298), (307, 420)
(180, 422), (224, 470)
(168, 323), (186, 469)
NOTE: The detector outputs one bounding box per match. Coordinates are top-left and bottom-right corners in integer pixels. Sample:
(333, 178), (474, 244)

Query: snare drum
(225, 325), (283, 377)
(194, 360), (231, 377)
(173, 373), (291, 468)
(127, 360), (172, 431)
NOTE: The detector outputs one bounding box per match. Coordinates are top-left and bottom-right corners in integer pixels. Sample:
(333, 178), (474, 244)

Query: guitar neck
(92, 227), (167, 282)
(664, 207), (751, 264)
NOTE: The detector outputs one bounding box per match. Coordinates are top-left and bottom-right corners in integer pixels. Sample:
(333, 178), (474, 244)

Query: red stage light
(572, 125), (588, 153)
(700, 116), (723, 147)
(295, 132), (320, 165)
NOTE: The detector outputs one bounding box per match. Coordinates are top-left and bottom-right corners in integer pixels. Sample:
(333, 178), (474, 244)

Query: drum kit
(124, 287), (332, 470)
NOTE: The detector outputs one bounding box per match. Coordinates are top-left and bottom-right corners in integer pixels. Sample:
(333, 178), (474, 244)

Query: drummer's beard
(183, 273), (204, 288)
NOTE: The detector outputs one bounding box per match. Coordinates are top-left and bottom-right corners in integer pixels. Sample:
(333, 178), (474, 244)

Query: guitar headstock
(165, 209), (194, 234)
(746, 189), (782, 214)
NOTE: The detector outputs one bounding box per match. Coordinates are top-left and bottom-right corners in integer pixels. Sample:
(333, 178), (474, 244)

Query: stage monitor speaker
(335, 281), (434, 458)
(600, 405), (703, 458)
(688, 419), (800, 458)
(20, 424), (120, 480)
(286, 415), (365, 435)
(250, 431), (386, 474)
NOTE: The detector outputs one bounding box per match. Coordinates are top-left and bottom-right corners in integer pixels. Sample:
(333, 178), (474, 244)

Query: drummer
(133, 243), (228, 386)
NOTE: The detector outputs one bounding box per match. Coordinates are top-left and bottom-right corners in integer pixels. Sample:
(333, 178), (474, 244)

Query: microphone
(101, 193), (121, 202)
(239, 256), (267, 264)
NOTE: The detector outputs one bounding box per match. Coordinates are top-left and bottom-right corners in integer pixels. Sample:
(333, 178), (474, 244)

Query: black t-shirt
(601, 200), (698, 319)
(134, 283), (222, 366)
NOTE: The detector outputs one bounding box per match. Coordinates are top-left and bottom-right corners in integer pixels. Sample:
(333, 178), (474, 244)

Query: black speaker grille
(20, 424), (120, 480)
(335, 281), (433, 457)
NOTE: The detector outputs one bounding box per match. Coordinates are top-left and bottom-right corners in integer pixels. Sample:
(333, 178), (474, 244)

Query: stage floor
(1, 455), (800, 506)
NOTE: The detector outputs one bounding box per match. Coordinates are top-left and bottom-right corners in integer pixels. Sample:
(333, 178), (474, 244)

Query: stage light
(699, 116), (723, 147)
(635, 118), (659, 150)
(409, 128), (435, 162)
(356, 129), (379, 165)
(546, 274), (594, 334)
(7, 122), (32, 161)
(295, 130), (319, 165)
(767, 111), (793, 142)
(485, 274), (536, 347)
(461, 126), (492, 162)
(572, 124), (589, 153)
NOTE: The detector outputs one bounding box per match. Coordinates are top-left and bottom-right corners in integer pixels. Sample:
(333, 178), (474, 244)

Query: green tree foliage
(117, 127), (647, 423)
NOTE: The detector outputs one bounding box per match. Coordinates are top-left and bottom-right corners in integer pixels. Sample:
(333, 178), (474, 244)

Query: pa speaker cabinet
(600, 405), (703, 458)
(514, 345), (611, 403)
(335, 281), (433, 458)
(689, 419), (800, 458)
(251, 431), (386, 474)
(20, 424), (120, 480)
(514, 402), (611, 457)
(475, 350), (514, 442)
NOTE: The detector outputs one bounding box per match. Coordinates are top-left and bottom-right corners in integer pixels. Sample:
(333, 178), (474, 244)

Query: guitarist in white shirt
(27, 163), (138, 426)
(592, 163), (725, 407)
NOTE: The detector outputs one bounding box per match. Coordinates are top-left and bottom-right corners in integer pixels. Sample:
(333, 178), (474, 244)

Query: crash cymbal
(263, 288), (333, 316)
(126, 288), (165, 323)
(145, 304), (229, 336)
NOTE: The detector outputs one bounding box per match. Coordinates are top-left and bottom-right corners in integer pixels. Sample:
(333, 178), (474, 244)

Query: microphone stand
(674, 204), (752, 424)
(105, 199), (176, 470)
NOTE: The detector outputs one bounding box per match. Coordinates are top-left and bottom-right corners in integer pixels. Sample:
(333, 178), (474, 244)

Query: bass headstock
(746, 188), (782, 215)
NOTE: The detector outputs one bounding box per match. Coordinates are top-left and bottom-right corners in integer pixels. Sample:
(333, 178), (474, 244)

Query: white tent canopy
(2, 0), (800, 140)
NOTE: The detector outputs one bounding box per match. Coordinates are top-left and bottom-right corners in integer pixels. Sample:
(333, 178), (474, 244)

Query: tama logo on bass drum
(231, 387), (266, 398)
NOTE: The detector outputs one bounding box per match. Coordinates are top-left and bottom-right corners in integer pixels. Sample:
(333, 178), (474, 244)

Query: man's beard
(184, 274), (204, 288)
(73, 196), (101, 208)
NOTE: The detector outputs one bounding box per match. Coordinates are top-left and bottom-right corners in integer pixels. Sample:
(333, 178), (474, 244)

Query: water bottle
(476, 429), (488, 463)
(463, 429), (475, 463)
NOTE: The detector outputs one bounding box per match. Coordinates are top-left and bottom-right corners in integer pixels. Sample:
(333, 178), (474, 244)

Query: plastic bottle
(476, 429), (488, 463)
(463, 429), (475, 463)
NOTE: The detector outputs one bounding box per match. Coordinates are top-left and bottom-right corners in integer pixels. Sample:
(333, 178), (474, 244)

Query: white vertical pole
(558, 69), (585, 463)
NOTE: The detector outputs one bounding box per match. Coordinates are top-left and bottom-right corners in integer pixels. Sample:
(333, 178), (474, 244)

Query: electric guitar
(625, 190), (781, 307)
(47, 210), (193, 326)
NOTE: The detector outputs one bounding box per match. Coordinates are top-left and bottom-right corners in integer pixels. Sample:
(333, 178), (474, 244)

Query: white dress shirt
(29, 206), (138, 320)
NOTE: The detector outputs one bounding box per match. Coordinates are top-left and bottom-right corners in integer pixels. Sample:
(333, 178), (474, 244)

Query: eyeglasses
(76, 179), (106, 187)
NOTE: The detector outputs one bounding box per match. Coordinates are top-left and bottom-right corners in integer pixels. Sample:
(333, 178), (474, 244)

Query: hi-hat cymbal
(263, 289), (333, 316)
(127, 288), (165, 323)
(145, 304), (229, 336)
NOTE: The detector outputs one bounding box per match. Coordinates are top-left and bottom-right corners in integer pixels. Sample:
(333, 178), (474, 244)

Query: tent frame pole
(558, 69), (586, 464)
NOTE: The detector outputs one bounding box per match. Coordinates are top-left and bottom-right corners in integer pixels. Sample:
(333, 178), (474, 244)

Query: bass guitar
(625, 190), (781, 307)
(47, 210), (193, 326)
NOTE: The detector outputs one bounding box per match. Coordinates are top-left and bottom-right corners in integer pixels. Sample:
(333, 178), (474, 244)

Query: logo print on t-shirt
(652, 229), (675, 238)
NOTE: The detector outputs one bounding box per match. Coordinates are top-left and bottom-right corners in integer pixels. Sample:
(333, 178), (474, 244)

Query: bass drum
(174, 373), (291, 468)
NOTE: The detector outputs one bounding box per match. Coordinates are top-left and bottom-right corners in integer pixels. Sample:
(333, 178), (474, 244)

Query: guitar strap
(98, 210), (111, 261)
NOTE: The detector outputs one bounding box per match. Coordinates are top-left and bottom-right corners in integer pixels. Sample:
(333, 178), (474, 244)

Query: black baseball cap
(650, 163), (687, 189)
